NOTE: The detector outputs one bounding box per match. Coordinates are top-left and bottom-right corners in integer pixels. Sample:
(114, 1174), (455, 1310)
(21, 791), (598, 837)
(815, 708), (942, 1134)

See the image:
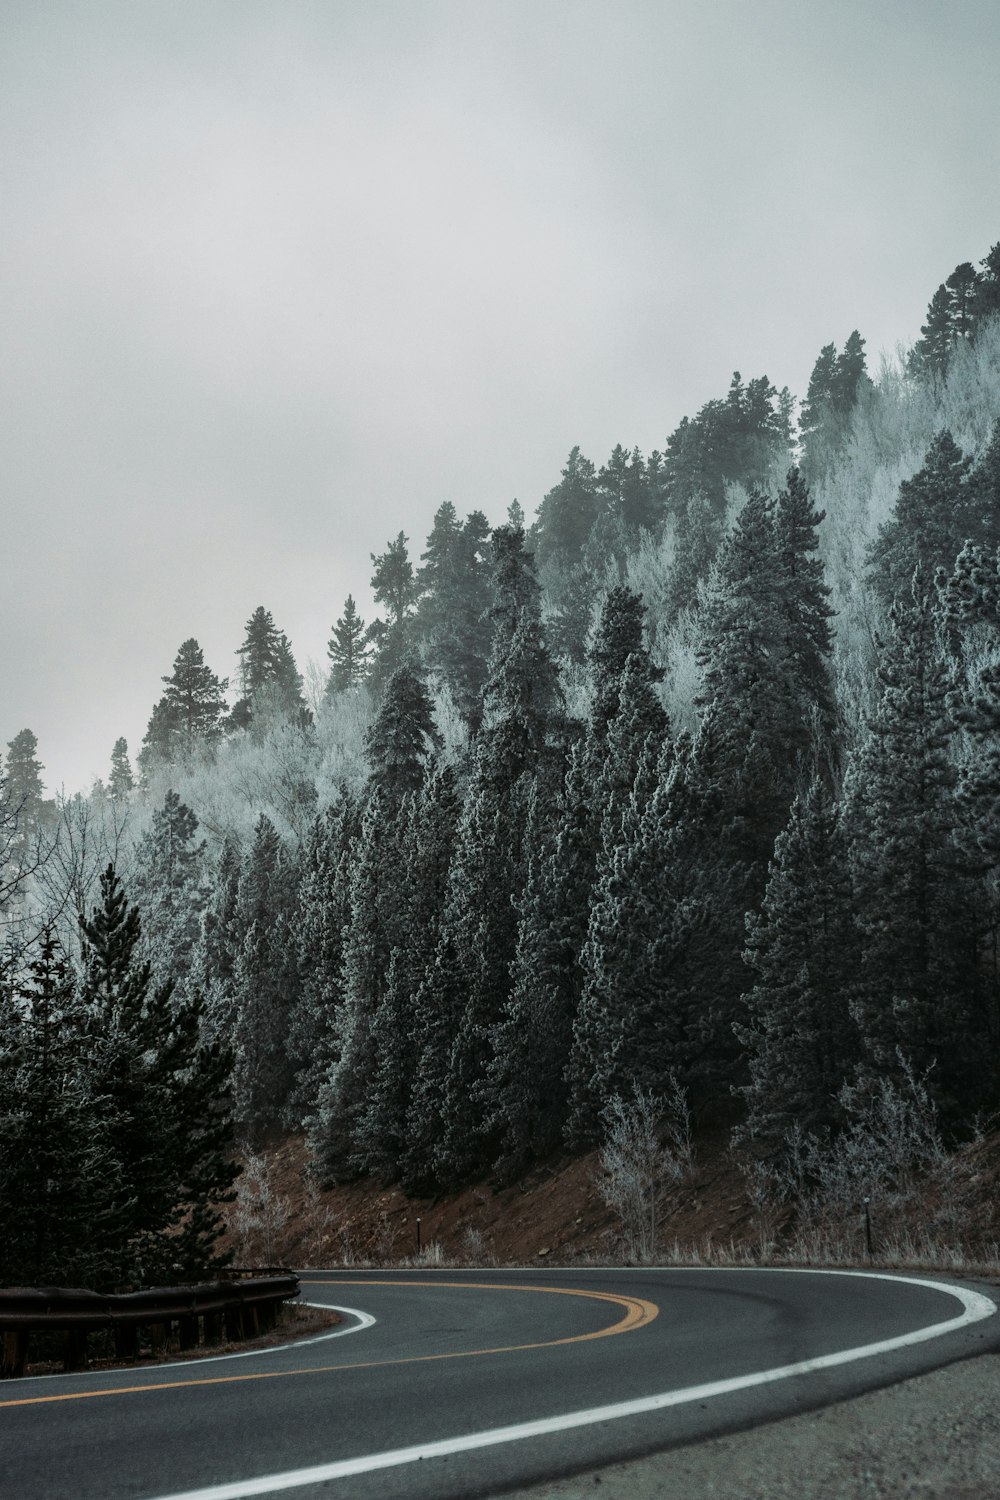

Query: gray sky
(2, 0), (999, 795)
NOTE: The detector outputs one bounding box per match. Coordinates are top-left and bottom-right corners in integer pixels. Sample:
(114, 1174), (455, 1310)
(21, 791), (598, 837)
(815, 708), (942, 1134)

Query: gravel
(499, 1353), (1000, 1499)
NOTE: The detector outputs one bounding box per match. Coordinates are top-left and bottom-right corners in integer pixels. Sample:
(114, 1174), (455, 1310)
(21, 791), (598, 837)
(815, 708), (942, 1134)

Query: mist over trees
(4, 240), (1000, 1281)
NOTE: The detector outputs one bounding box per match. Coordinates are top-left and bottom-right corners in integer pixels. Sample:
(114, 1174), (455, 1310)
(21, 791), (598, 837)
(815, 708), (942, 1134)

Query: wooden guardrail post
(2, 1330), (28, 1379)
(63, 1328), (88, 1373)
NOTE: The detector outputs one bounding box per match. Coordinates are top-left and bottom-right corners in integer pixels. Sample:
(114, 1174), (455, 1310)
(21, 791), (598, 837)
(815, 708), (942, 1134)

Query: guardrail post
(114, 1324), (139, 1361)
(149, 1321), (167, 1355)
(178, 1315), (199, 1351)
(63, 1328), (88, 1373)
(224, 1304), (243, 1342)
(2, 1330), (28, 1379)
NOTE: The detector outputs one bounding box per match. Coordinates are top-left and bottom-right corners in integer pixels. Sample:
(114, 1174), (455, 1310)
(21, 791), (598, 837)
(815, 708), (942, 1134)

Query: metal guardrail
(0, 1271), (300, 1379)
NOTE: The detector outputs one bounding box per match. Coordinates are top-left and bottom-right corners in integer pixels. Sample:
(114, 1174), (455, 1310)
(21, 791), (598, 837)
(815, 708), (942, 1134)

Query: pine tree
(531, 446), (599, 571)
(588, 586), (664, 747)
(310, 787), (408, 1179)
(108, 738), (135, 801)
(910, 283), (958, 380)
(973, 242), (1000, 331)
(139, 640), (229, 772)
(131, 790), (207, 1008)
(848, 575), (989, 1121)
(429, 531), (562, 1181)
(364, 766), (461, 1181)
(232, 607), (307, 728)
(774, 466), (837, 743)
(79, 864), (236, 1285)
(286, 795), (358, 1128)
(735, 780), (859, 1148)
(868, 431), (975, 606)
(325, 595), (371, 696)
(363, 659), (442, 805)
(417, 508), (493, 726)
(485, 753), (592, 1177)
(0, 927), (125, 1287)
(5, 729), (45, 849)
(229, 817), (301, 1141)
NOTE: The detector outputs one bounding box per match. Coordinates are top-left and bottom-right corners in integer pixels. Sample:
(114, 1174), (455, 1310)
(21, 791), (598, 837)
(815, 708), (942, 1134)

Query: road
(1, 1267), (996, 1500)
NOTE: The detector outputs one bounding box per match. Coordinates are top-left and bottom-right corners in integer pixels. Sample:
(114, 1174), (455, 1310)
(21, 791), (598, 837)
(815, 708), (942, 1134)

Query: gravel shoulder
(500, 1352), (1000, 1500)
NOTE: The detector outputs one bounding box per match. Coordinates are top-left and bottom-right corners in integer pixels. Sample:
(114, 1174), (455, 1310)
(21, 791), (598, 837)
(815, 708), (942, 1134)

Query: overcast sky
(2, 0), (999, 795)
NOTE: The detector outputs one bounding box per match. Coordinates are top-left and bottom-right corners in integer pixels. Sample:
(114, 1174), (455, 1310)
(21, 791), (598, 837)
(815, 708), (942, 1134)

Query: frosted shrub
(598, 1076), (693, 1263)
(226, 1152), (291, 1266)
(753, 1057), (949, 1252)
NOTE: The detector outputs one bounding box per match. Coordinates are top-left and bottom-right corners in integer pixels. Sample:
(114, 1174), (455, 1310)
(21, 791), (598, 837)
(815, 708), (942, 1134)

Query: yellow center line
(0, 1280), (658, 1410)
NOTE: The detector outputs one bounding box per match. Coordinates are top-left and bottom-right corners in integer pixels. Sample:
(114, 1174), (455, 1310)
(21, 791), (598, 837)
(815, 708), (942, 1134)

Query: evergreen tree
(485, 753), (592, 1177)
(363, 659), (442, 805)
(364, 765), (461, 1182)
(232, 607), (307, 728)
(417, 508), (493, 727)
(0, 928), (124, 1287)
(310, 787), (408, 1179)
(371, 531), (417, 627)
(588, 586), (664, 746)
(79, 864), (236, 1285)
(5, 729), (45, 847)
(131, 790), (207, 1007)
(774, 466), (837, 743)
(325, 595), (371, 696)
(531, 447), (599, 571)
(229, 817), (301, 1141)
(910, 283), (958, 381)
(735, 780), (859, 1148)
(848, 576), (990, 1121)
(139, 640), (229, 772)
(868, 431), (976, 606)
(108, 737), (135, 801)
(286, 795), (358, 1128)
(429, 530), (562, 1181)
(973, 242), (1000, 330)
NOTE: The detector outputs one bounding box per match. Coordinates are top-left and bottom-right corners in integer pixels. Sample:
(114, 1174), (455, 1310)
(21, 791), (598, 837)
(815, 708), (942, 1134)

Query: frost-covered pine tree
(229, 816), (301, 1141)
(735, 778), (859, 1148)
(847, 573), (990, 1121)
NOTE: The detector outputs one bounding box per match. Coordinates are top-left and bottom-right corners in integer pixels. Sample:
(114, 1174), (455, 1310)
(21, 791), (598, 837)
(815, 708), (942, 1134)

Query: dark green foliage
(586, 445), (662, 569)
(735, 780), (859, 1147)
(229, 817), (301, 1142)
(4, 729), (45, 848)
(325, 595), (371, 696)
(847, 578), (991, 1121)
(868, 431), (982, 607)
(131, 790), (207, 1007)
(108, 737), (135, 801)
(0, 928), (124, 1288)
(286, 796), (358, 1128)
(232, 607), (308, 728)
(486, 753), (593, 1177)
(799, 332), (869, 479)
(973, 242), (1000, 328)
(78, 865), (237, 1286)
(588, 586), (664, 746)
(363, 660), (442, 805)
(531, 446), (599, 571)
(371, 531), (417, 628)
(139, 639), (228, 774)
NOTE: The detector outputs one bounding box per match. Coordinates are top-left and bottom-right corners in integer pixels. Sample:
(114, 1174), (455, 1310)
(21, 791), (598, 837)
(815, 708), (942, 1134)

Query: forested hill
(4, 243), (1000, 1281)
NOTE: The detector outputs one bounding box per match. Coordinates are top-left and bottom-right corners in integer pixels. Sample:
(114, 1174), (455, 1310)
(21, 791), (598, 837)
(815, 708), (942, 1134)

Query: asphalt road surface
(2, 1266), (997, 1500)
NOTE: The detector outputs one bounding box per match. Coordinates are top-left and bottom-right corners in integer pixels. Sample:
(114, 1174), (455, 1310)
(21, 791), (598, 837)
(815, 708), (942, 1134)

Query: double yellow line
(0, 1279), (658, 1410)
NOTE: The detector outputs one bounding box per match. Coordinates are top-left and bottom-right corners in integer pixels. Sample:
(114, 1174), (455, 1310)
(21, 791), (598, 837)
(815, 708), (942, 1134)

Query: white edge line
(0, 1305), (376, 1388)
(148, 1270), (996, 1500)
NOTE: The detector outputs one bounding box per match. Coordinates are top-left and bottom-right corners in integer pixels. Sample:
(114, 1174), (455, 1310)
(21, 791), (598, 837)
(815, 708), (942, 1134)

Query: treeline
(4, 241), (1000, 1255)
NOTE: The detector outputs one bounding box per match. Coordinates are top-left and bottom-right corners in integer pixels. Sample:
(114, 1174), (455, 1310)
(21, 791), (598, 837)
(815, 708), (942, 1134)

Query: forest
(3, 242), (1000, 1288)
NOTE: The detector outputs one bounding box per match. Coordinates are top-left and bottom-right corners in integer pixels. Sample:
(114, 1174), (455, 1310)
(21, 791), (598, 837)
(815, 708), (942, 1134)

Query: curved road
(2, 1267), (996, 1499)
